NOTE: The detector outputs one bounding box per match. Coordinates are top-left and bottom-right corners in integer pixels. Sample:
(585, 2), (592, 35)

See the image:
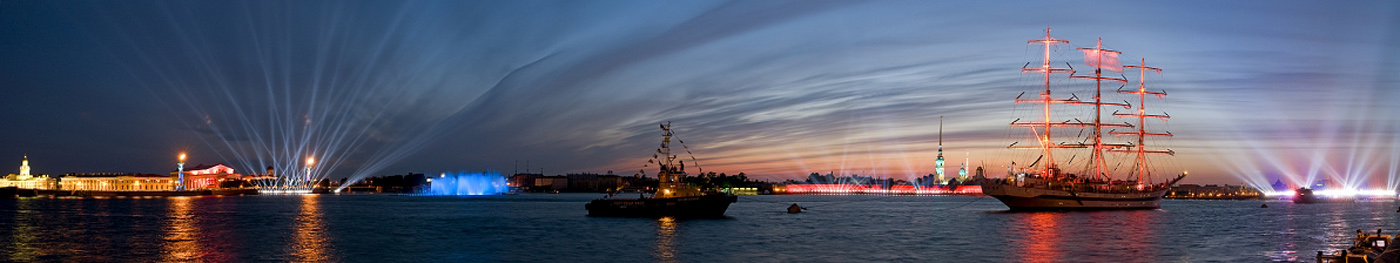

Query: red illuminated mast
(1012, 28), (1077, 178)
(1110, 58), (1174, 185)
(1012, 30), (1133, 182)
(1069, 38), (1133, 182)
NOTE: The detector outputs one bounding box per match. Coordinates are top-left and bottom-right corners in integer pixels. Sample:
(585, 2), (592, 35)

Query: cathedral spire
(935, 116), (945, 183)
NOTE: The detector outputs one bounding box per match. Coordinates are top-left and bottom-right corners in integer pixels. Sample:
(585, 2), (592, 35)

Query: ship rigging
(983, 28), (1186, 210)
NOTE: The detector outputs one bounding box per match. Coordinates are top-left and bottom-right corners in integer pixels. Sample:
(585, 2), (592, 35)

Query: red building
(170, 164), (242, 189)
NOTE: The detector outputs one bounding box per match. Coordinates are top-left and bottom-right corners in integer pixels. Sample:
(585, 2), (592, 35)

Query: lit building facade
(1, 156), (250, 191)
(1, 155), (53, 189)
(169, 164), (242, 189)
(57, 164), (242, 191)
(57, 173), (175, 191)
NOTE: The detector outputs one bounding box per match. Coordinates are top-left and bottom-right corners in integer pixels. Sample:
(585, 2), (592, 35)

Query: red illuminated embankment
(784, 183), (982, 195)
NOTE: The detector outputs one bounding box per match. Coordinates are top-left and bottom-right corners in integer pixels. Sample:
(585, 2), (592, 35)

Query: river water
(1, 194), (1396, 262)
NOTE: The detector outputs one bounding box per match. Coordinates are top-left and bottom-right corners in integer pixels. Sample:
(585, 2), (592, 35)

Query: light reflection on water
(8, 199), (40, 262)
(1, 195), (1397, 262)
(655, 216), (678, 263)
(291, 195), (333, 262)
(1017, 212), (1062, 263)
(162, 197), (201, 262)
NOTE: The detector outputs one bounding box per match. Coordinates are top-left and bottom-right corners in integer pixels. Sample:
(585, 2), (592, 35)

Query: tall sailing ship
(981, 29), (1186, 210)
(585, 122), (737, 218)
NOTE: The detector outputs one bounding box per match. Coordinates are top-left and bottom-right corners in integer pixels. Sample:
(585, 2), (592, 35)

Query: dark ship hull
(1, 186), (15, 199)
(586, 193), (737, 218)
(1293, 188), (1354, 204)
(982, 181), (1169, 211)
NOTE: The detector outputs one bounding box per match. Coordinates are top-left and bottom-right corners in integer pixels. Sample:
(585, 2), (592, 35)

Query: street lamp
(177, 153), (187, 191)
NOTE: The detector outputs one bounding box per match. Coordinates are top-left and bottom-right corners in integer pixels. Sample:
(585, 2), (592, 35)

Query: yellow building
(1, 155), (53, 189)
(56, 173), (175, 191)
(56, 164), (242, 191)
(1, 156), (249, 192)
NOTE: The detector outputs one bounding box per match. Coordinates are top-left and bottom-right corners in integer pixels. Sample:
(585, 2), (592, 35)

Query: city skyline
(2, 1), (1398, 188)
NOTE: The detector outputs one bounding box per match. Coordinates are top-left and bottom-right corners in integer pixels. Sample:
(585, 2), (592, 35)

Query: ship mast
(1069, 39), (1132, 182)
(1012, 28), (1076, 178)
(1110, 58), (1174, 185)
(657, 122), (679, 196)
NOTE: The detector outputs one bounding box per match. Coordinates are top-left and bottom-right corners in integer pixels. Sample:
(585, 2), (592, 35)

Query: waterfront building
(1, 155), (53, 189)
(566, 173), (623, 191)
(508, 173), (542, 189)
(52, 163), (245, 191)
(57, 173), (176, 191)
(534, 176), (568, 191)
(1, 154), (257, 191)
(168, 163), (243, 189)
(1166, 184), (1264, 199)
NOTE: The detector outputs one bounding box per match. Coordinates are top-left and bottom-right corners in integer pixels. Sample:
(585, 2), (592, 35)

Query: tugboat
(585, 122), (737, 218)
(1294, 188), (1355, 204)
(981, 29), (1186, 211)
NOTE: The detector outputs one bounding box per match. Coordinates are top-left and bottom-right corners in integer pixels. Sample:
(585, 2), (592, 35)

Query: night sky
(2, 1), (1397, 188)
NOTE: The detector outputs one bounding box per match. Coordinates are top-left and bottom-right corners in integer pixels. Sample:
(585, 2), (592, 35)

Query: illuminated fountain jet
(427, 171), (509, 196)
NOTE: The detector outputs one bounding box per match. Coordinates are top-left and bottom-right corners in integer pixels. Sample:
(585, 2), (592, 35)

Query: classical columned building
(56, 164), (244, 191)
(3, 156), (251, 191)
(1, 155), (54, 189)
(57, 173), (175, 191)
(169, 164), (243, 190)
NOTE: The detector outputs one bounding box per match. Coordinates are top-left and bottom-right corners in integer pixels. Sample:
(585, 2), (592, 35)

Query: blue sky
(2, 1), (1397, 187)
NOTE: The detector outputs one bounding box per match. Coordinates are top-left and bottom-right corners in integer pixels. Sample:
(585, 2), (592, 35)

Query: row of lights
(1263, 189), (1396, 197)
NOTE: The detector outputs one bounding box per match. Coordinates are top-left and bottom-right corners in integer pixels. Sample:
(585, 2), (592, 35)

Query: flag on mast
(1082, 49), (1122, 72)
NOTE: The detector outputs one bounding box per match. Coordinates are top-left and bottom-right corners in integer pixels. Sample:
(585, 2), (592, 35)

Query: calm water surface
(2, 194), (1397, 262)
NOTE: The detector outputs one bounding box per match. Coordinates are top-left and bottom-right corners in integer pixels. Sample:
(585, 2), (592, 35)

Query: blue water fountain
(427, 171), (509, 195)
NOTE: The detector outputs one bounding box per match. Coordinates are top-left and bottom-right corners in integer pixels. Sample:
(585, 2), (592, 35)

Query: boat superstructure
(1293, 188), (1356, 204)
(982, 29), (1186, 210)
(585, 122), (736, 218)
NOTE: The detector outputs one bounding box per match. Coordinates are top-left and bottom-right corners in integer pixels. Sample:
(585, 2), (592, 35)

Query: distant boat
(981, 29), (1186, 211)
(1293, 188), (1354, 204)
(585, 122), (737, 218)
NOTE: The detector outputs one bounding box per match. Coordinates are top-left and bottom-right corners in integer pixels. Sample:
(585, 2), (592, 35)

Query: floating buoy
(788, 203), (804, 214)
(1260, 204), (1268, 208)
